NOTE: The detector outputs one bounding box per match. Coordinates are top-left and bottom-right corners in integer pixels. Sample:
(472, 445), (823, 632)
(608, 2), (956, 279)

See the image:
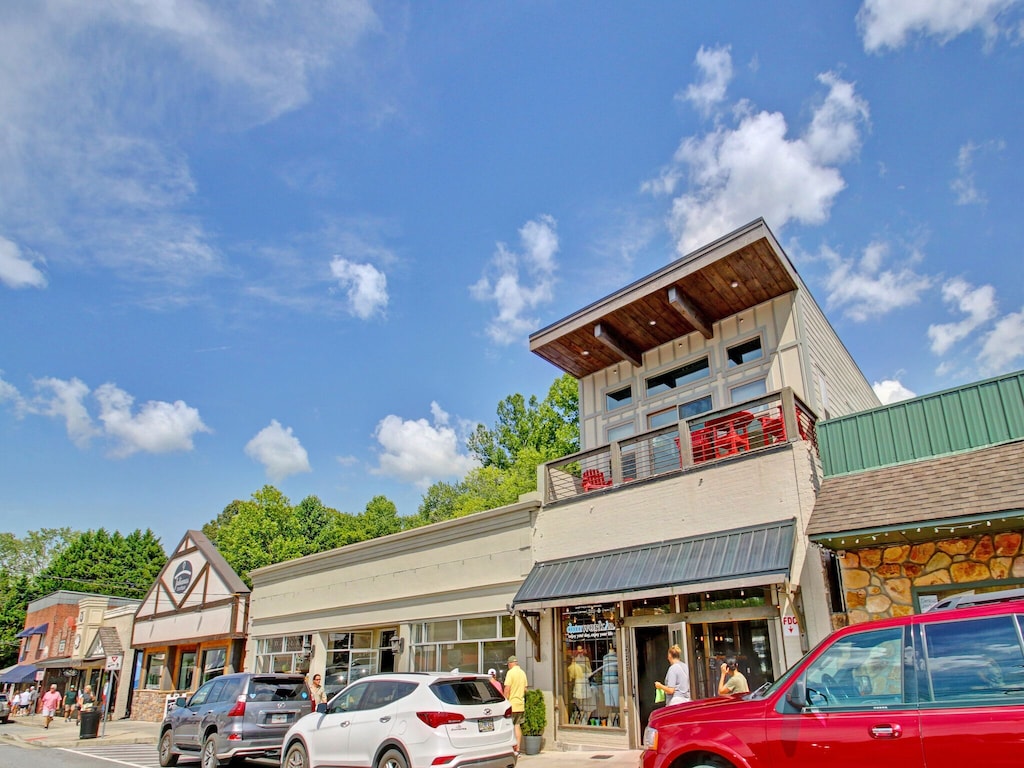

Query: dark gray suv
(158, 672), (313, 767)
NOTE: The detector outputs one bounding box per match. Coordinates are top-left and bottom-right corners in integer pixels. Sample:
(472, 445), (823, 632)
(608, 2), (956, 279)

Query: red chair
(759, 415), (787, 443)
(581, 469), (613, 492)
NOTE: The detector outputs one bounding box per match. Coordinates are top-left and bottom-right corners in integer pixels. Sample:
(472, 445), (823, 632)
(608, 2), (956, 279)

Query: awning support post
(517, 610), (542, 662)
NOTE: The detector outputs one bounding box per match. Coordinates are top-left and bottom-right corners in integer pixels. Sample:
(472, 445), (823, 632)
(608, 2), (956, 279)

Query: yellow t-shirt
(504, 665), (527, 712)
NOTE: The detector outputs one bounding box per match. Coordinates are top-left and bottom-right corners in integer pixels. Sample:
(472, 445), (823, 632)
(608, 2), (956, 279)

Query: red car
(641, 588), (1024, 768)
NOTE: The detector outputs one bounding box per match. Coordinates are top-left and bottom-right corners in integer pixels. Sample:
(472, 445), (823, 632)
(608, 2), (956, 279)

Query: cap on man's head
(507, 655), (518, 664)
(488, 668), (497, 676)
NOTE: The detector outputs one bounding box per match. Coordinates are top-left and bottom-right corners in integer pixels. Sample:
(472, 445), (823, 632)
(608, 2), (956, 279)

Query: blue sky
(2, 1), (1023, 550)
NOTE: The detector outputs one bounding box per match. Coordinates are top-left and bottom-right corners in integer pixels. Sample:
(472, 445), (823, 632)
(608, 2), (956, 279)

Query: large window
(200, 647), (226, 685)
(325, 631), (376, 695)
(254, 634), (311, 675)
(411, 614), (515, 682)
(560, 605), (620, 728)
(177, 651), (197, 691)
(727, 337), (763, 367)
(730, 378), (767, 404)
(646, 357), (710, 396)
(145, 651), (166, 690)
(606, 386), (632, 411)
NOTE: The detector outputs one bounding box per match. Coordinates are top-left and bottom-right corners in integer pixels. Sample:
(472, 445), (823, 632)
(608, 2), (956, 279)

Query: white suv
(281, 673), (516, 768)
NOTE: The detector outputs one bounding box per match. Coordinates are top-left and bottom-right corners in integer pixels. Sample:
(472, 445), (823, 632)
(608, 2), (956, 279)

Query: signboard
(565, 620), (616, 642)
(782, 612), (800, 637)
(106, 655), (123, 671)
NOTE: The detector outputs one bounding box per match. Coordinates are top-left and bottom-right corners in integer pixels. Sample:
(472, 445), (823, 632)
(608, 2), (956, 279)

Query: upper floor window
(730, 378), (767, 404)
(679, 395), (713, 420)
(606, 386), (633, 411)
(727, 337), (763, 367)
(646, 357), (710, 396)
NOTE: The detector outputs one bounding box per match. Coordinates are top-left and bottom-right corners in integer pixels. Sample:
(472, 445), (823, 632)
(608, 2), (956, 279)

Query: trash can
(79, 709), (101, 739)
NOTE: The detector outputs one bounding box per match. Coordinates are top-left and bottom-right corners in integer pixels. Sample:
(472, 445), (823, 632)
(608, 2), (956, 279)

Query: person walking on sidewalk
(41, 684), (62, 729)
(64, 684), (77, 722)
(503, 656), (528, 756)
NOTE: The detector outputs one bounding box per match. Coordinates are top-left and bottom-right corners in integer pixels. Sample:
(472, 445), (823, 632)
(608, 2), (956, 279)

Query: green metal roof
(818, 369), (1024, 477)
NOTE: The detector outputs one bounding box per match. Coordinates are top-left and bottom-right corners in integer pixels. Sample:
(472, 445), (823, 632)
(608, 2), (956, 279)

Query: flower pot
(523, 734), (542, 755)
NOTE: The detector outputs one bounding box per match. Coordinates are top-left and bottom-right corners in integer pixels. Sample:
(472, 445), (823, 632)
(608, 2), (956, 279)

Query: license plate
(271, 713), (288, 724)
(478, 718), (494, 732)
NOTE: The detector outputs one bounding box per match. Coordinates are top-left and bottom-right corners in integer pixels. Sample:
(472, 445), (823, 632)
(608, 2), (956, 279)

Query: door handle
(379, 716), (392, 723)
(869, 723), (902, 739)
(340, 721), (350, 727)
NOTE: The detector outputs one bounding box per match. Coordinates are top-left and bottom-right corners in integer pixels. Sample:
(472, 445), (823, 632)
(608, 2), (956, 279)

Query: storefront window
(560, 605), (621, 728)
(145, 651), (166, 690)
(325, 631), (376, 695)
(200, 647), (226, 684)
(255, 634), (311, 675)
(177, 651), (197, 691)
(411, 615), (516, 682)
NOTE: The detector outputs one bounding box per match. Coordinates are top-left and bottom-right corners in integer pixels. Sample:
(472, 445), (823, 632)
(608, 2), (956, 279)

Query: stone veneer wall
(839, 532), (1024, 623)
(131, 689), (182, 722)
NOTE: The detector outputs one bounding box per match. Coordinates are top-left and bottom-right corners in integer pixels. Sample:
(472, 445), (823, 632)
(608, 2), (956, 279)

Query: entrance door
(691, 619), (773, 698)
(633, 626), (669, 739)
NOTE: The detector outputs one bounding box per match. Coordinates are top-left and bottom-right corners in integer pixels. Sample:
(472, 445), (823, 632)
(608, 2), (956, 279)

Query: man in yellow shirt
(503, 655), (528, 755)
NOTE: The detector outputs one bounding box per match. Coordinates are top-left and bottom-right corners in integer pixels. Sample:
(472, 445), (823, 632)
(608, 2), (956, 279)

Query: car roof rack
(927, 587), (1024, 612)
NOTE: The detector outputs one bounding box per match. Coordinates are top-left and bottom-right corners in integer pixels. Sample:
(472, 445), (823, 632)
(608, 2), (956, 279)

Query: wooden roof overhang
(530, 219), (800, 378)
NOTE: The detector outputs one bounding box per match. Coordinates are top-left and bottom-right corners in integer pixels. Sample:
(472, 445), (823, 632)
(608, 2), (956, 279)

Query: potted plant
(521, 689), (546, 755)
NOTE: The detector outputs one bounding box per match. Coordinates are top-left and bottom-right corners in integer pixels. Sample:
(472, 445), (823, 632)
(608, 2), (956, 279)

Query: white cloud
(94, 383), (211, 457)
(372, 402), (479, 487)
(330, 258), (389, 319)
(678, 45), (733, 116)
(951, 139), (1005, 205)
(31, 377), (99, 448)
(471, 215), (559, 345)
(978, 307), (1024, 375)
(655, 73), (869, 254)
(823, 241), (933, 321)
(0, 373), (27, 415)
(857, 0), (1019, 52)
(927, 278), (998, 354)
(0, 235), (47, 289)
(245, 419), (312, 482)
(873, 379), (917, 404)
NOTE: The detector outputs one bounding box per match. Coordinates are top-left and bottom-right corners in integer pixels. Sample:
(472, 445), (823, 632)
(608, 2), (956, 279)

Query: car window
(799, 627), (905, 709)
(359, 681), (418, 710)
(328, 681), (370, 714)
(206, 678), (228, 704)
(431, 678), (505, 706)
(248, 678), (309, 702)
(922, 615), (1024, 704)
(189, 680), (217, 708)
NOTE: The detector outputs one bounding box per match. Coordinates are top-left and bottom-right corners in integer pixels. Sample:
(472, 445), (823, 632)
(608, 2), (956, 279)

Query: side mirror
(175, 696), (188, 708)
(316, 703), (328, 714)
(786, 679), (808, 710)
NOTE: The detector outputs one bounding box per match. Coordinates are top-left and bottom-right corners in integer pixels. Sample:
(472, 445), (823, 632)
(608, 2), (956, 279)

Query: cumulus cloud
(31, 377), (100, 448)
(372, 402), (479, 487)
(822, 242), (933, 322)
(873, 379), (917, 404)
(927, 278), (998, 354)
(978, 308), (1024, 375)
(330, 258), (389, 319)
(678, 45), (733, 116)
(245, 419), (312, 482)
(651, 72), (869, 254)
(471, 215), (559, 345)
(0, 235), (47, 289)
(857, 0), (1019, 52)
(951, 139), (1005, 205)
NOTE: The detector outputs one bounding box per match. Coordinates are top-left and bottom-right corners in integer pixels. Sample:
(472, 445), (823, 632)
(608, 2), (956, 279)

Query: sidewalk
(0, 712), (159, 749)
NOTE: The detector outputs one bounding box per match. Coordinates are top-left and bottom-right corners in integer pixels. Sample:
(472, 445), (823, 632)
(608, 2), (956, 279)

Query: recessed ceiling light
(582, 350), (590, 356)
(648, 320), (656, 326)
(730, 280), (739, 288)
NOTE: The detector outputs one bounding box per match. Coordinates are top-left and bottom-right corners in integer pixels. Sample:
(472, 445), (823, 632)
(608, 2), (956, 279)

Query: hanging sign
(106, 655), (123, 671)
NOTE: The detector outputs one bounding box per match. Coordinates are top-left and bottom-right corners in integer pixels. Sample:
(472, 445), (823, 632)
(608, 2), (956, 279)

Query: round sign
(173, 560), (194, 594)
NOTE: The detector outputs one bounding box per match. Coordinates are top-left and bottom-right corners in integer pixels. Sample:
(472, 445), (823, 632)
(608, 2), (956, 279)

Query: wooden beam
(667, 286), (713, 339)
(594, 323), (642, 368)
(517, 611), (542, 662)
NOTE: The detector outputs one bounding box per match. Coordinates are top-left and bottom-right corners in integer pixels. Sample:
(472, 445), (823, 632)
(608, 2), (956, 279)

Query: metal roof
(512, 519), (795, 609)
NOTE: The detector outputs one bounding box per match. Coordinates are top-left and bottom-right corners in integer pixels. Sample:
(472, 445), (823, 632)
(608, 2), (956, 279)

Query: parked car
(641, 588), (1024, 768)
(0, 693), (10, 724)
(158, 672), (313, 767)
(280, 672), (516, 768)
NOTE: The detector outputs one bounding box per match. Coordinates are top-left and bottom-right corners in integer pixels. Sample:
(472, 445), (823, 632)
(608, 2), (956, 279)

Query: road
(0, 742), (279, 768)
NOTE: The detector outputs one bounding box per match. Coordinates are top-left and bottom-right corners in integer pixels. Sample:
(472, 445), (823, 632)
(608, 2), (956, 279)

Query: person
(16, 689), (29, 716)
(717, 657), (749, 696)
(487, 668), (504, 697)
(77, 684), (96, 714)
(41, 684), (62, 729)
(28, 685), (38, 715)
(64, 684), (77, 722)
(309, 674), (327, 706)
(503, 655), (528, 755)
(654, 644), (690, 706)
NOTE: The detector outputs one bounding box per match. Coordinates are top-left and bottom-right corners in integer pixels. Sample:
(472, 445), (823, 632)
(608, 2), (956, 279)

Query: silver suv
(158, 672), (313, 767)
(0, 693), (10, 724)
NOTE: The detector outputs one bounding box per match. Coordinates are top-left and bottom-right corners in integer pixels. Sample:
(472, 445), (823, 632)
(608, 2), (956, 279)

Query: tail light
(417, 711), (465, 728)
(226, 695), (246, 718)
(503, 706), (512, 719)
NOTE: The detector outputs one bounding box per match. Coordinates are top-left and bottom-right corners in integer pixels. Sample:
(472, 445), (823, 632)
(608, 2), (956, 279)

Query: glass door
(691, 620), (773, 698)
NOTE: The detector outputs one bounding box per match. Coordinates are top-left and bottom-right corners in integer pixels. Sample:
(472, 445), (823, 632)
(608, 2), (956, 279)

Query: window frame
(645, 356), (711, 397)
(605, 385), (633, 412)
(726, 336), (764, 368)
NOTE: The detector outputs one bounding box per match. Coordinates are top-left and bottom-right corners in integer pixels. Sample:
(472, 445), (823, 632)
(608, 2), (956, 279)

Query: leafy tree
(0, 527), (76, 579)
(358, 495), (402, 540)
(34, 529), (166, 599)
(0, 571), (34, 668)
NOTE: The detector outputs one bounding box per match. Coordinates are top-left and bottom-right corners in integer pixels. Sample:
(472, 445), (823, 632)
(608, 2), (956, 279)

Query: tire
(201, 733), (221, 768)
(158, 730), (179, 767)
(284, 742), (310, 768)
(378, 748), (409, 768)
(691, 758), (731, 768)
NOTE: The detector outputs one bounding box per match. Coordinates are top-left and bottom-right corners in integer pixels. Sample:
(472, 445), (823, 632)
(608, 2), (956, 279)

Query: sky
(2, 0), (1023, 551)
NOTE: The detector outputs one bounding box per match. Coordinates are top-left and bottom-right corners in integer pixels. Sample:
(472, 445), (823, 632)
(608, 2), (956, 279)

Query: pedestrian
(64, 684), (77, 721)
(28, 685), (38, 715)
(487, 668), (503, 697)
(77, 684), (96, 714)
(309, 674), (327, 706)
(717, 657), (749, 696)
(16, 689), (29, 716)
(41, 684), (62, 729)
(654, 644), (690, 706)
(503, 656), (528, 756)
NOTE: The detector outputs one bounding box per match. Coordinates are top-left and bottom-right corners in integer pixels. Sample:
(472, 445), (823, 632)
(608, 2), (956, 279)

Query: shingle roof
(808, 440), (1024, 537)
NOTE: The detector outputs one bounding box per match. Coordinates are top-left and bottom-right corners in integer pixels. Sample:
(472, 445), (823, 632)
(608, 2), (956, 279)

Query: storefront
(130, 530), (250, 721)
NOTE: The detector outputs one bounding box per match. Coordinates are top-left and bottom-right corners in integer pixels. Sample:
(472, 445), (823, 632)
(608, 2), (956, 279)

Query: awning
(512, 519), (796, 610)
(15, 626), (35, 638)
(34, 657), (83, 670)
(31, 623), (49, 635)
(0, 664), (39, 684)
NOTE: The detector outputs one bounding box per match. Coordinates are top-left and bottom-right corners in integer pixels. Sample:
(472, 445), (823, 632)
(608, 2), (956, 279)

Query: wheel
(691, 758), (731, 768)
(158, 729), (179, 767)
(284, 742), (310, 768)
(202, 733), (221, 768)
(377, 748), (409, 768)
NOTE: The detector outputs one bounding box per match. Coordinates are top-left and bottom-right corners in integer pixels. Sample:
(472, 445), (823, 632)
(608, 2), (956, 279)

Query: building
(130, 530), (250, 721)
(807, 369), (1024, 621)
(246, 219), (880, 749)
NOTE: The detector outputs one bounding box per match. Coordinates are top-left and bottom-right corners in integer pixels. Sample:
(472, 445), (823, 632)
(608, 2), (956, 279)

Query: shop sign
(172, 560), (194, 595)
(565, 620), (616, 641)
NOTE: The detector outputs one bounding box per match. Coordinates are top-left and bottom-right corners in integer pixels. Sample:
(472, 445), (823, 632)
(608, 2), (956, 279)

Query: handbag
(654, 687), (666, 704)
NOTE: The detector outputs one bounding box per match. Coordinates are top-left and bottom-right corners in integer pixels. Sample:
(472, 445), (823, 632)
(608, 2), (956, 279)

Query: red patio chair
(581, 469), (613, 492)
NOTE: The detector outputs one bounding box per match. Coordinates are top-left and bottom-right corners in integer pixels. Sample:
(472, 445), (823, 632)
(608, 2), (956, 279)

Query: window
(411, 615), (515, 680)
(922, 616), (1024, 704)
(188, 679), (216, 707)
(679, 395), (713, 420)
(177, 651), (197, 691)
(325, 631), (376, 695)
(606, 386), (632, 411)
(145, 651), (166, 690)
(730, 378), (767, 404)
(560, 605), (620, 727)
(200, 647), (226, 684)
(800, 627), (905, 709)
(646, 357), (710, 396)
(607, 422), (635, 443)
(727, 337), (763, 367)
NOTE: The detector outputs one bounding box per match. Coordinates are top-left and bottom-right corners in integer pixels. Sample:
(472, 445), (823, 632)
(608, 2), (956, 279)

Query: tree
(34, 529), (166, 599)
(0, 527), (76, 579)
(358, 495), (402, 540)
(0, 571), (34, 668)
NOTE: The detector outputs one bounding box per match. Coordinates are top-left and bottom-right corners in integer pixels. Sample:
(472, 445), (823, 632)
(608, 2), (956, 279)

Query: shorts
(42, 707), (57, 717)
(511, 712), (524, 724)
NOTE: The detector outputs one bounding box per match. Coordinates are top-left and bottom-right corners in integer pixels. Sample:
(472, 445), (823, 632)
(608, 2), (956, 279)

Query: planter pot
(523, 734), (542, 755)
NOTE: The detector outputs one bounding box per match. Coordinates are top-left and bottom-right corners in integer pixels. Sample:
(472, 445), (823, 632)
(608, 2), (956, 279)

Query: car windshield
(249, 679), (308, 702)
(431, 678), (505, 706)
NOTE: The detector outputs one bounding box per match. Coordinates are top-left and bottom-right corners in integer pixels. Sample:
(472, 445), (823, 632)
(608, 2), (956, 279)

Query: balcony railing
(542, 388), (818, 503)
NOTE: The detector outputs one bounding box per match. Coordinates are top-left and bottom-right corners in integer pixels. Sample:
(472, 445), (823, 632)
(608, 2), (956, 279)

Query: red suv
(641, 589), (1024, 768)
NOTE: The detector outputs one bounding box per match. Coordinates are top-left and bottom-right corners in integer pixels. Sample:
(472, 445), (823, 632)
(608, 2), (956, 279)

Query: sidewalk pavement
(0, 713), (642, 768)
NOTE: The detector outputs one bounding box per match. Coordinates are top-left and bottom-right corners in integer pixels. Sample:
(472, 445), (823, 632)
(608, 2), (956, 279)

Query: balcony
(542, 388), (818, 503)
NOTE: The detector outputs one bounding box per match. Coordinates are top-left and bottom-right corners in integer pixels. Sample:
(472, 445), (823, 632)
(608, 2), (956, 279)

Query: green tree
(0, 527), (76, 579)
(359, 495), (402, 539)
(0, 571), (34, 668)
(33, 529), (166, 599)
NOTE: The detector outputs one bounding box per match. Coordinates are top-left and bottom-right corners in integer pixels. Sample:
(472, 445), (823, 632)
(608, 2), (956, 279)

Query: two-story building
(246, 219), (880, 749)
